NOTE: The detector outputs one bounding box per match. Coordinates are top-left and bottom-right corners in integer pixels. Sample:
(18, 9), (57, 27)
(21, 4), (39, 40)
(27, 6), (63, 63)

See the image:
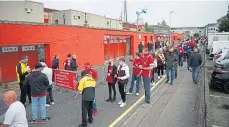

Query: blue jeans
(32, 96), (46, 120)
(192, 67), (200, 81)
(166, 67), (175, 84)
(93, 97), (97, 110)
(143, 77), (151, 104)
(129, 74), (140, 93)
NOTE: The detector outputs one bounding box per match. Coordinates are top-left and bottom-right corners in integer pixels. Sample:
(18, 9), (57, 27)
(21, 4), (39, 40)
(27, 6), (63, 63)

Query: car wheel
(223, 81), (229, 94)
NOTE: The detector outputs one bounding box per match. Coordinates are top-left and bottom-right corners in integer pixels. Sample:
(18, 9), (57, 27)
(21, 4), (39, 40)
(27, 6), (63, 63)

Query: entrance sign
(2, 47), (18, 52)
(22, 46), (35, 51)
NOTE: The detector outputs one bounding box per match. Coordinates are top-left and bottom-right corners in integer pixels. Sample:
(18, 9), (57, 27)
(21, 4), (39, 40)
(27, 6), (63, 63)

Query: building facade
(149, 21), (170, 34)
(171, 27), (205, 37)
(48, 9), (123, 30)
(0, 1), (44, 23)
(204, 23), (218, 36)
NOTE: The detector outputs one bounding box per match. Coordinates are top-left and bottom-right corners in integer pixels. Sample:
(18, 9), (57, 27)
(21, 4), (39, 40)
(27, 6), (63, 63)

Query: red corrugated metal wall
(0, 46), (38, 81)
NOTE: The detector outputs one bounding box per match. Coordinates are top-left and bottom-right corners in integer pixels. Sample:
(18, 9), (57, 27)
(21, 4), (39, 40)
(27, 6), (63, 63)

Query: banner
(54, 70), (78, 91)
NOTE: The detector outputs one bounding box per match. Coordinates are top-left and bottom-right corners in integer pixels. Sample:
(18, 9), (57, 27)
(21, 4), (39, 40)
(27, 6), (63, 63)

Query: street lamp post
(170, 11), (174, 45)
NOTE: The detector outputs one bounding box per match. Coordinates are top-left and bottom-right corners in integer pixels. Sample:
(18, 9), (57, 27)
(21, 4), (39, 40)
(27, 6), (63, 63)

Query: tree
(218, 17), (229, 32)
(193, 33), (199, 37)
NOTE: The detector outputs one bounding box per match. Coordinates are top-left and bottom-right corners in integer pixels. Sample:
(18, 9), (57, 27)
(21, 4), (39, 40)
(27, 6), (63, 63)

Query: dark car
(210, 59), (229, 93)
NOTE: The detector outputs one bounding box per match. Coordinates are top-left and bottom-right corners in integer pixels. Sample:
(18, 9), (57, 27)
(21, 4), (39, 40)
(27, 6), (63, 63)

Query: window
(78, 16), (80, 19)
(55, 20), (58, 24)
(213, 36), (218, 41)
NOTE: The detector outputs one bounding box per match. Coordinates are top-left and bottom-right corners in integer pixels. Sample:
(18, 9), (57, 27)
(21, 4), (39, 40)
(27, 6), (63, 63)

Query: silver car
(214, 51), (229, 62)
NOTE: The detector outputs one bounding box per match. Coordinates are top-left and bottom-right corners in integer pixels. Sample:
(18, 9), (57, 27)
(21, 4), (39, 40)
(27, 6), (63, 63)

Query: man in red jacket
(139, 48), (154, 106)
(84, 63), (98, 116)
(127, 52), (144, 96)
(179, 45), (184, 66)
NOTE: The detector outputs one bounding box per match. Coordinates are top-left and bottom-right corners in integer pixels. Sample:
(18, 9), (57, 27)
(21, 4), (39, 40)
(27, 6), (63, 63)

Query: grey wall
(50, 10), (71, 25)
(49, 10), (122, 29)
(0, 1), (44, 23)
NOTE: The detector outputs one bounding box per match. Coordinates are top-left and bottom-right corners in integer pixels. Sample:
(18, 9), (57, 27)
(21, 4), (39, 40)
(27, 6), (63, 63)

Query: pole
(136, 14), (139, 31)
(170, 12), (171, 45)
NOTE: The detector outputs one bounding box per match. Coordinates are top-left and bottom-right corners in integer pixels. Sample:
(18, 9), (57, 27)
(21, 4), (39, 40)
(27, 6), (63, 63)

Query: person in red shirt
(64, 54), (71, 70)
(84, 62), (98, 116)
(179, 45), (184, 66)
(106, 57), (117, 102)
(127, 52), (144, 96)
(139, 48), (154, 105)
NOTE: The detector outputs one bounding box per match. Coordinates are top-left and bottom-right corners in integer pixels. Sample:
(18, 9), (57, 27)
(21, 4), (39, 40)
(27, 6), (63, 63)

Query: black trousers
(157, 65), (164, 76)
(108, 82), (116, 99)
(82, 100), (93, 126)
(179, 54), (183, 66)
(151, 68), (155, 82)
(19, 82), (31, 104)
(118, 83), (126, 103)
(46, 85), (54, 104)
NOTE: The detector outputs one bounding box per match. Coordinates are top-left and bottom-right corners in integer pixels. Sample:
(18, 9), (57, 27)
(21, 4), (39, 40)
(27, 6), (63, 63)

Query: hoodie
(24, 71), (49, 97)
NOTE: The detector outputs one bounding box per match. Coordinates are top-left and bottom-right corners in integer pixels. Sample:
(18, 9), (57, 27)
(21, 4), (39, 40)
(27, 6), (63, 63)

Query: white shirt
(3, 101), (28, 127)
(41, 67), (53, 85)
(117, 63), (130, 80)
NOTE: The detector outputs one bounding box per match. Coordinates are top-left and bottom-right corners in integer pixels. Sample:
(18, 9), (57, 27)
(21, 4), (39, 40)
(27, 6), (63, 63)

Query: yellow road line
(108, 77), (166, 127)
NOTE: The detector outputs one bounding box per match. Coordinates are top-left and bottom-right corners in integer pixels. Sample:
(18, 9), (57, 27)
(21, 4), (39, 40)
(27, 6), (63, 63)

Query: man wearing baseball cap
(84, 62), (98, 116)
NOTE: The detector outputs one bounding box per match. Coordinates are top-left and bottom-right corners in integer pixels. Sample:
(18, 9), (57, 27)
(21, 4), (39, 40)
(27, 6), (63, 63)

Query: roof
(44, 8), (59, 13)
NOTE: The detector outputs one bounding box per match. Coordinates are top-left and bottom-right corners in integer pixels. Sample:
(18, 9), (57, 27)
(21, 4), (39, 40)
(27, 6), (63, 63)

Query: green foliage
(193, 33), (199, 37)
(218, 17), (229, 32)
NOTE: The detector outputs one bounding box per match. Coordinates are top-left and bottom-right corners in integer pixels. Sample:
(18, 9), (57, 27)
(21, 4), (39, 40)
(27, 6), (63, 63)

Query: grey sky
(34, 0), (228, 27)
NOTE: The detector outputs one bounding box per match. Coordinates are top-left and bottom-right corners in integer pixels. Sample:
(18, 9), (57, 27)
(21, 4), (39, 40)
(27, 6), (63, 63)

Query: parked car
(213, 51), (229, 62)
(210, 59), (229, 93)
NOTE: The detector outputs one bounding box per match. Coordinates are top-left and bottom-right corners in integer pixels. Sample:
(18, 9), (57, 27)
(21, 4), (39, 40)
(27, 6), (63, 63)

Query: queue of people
(0, 38), (204, 127)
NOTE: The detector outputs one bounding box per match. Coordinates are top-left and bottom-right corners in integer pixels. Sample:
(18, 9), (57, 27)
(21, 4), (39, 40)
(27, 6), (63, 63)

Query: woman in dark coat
(106, 57), (117, 102)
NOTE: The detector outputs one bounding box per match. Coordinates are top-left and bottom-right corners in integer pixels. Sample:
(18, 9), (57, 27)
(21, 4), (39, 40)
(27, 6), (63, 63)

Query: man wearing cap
(16, 56), (31, 107)
(84, 63), (98, 116)
(78, 70), (96, 127)
(24, 63), (50, 124)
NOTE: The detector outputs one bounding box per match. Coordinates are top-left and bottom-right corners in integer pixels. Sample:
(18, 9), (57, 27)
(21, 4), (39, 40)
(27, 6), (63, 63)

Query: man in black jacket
(70, 54), (79, 71)
(189, 48), (202, 84)
(24, 63), (50, 124)
(138, 42), (144, 53)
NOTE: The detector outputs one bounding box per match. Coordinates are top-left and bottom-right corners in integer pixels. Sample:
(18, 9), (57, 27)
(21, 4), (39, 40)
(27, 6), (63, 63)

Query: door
(126, 38), (131, 56)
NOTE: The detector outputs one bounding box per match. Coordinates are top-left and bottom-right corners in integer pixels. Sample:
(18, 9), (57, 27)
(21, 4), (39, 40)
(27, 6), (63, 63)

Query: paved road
(120, 65), (199, 127)
(0, 59), (162, 127)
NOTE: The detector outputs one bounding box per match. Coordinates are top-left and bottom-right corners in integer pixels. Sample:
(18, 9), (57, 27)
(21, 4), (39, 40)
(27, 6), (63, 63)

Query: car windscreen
(215, 49), (222, 55)
(217, 59), (229, 68)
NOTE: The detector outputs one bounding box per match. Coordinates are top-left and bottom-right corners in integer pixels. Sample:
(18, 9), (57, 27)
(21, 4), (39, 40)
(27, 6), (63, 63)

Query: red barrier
(54, 70), (78, 91)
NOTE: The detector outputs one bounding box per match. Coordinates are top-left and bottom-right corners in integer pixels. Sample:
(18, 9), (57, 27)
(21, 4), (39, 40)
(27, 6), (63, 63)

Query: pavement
(0, 58), (162, 127)
(120, 65), (199, 127)
(0, 59), (201, 127)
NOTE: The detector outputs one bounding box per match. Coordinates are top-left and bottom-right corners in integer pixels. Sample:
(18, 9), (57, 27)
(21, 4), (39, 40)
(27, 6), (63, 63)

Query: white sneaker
(120, 102), (126, 108)
(126, 92), (133, 95)
(136, 93), (139, 96)
(118, 100), (123, 105)
(51, 102), (54, 105)
(158, 76), (161, 79)
(46, 104), (51, 107)
(151, 82), (155, 86)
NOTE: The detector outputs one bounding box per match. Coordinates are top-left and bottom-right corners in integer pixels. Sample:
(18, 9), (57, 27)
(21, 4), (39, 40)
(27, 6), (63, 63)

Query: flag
(142, 9), (147, 14)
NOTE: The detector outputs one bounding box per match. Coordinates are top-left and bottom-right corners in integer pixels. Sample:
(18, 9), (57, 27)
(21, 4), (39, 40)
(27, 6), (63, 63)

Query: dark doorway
(126, 38), (131, 56)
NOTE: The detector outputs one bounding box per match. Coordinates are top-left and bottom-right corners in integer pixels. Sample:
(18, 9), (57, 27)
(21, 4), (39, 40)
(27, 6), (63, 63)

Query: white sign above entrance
(2, 47), (18, 52)
(22, 46), (35, 51)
